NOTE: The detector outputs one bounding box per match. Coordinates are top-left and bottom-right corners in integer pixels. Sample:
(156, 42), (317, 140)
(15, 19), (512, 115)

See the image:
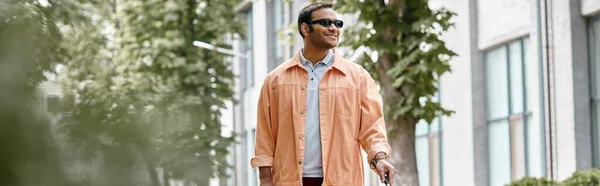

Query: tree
(0, 0), (76, 185)
(334, 0), (457, 185)
(57, 0), (243, 185)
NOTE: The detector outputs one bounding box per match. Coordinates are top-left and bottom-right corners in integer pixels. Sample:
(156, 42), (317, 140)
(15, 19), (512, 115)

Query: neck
(302, 45), (330, 66)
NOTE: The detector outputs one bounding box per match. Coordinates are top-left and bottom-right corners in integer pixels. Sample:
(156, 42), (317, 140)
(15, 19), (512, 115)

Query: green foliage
(0, 0), (76, 185)
(330, 0), (457, 184)
(334, 0), (456, 128)
(0, 0), (67, 85)
(1, 0), (241, 185)
(54, 0), (243, 185)
(506, 169), (600, 186)
(561, 168), (600, 186)
(506, 177), (559, 186)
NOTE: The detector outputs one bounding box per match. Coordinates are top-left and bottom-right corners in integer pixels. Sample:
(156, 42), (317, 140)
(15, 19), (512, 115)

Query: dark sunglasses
(310, 19), (344, 28)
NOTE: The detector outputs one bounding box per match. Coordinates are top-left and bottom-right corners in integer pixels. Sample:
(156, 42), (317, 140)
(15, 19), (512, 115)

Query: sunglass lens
(333, 20), (343, 28)
(321, 19), (332, 27)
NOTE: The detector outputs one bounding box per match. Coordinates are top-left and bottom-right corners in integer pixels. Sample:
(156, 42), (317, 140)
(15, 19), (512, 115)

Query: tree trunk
(377, 49), (420, 186)
(387, 117), (419, 186)
(194, 154), (211, 186)
(103, 147), (136, 186)
(163, 167), (171, 186)
(194, 178), (210, 186)
(146, 161), (160, 186)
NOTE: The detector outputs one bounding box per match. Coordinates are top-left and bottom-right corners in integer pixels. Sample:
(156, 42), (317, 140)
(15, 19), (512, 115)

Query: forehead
(311, 8), (337, 20)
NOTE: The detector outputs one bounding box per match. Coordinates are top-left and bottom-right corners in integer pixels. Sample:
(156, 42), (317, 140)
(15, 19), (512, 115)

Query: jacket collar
(284, 48), (349, 75)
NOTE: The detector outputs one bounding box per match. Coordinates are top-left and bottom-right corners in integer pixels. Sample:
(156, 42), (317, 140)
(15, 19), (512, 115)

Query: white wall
(582, 0), (600, 17)
(550, 0), (596, 179)
(477, 0), (533, 50)
(249, 0), (269, 131)
(436, 0), (476, 185)
(551, 0), (580, 180)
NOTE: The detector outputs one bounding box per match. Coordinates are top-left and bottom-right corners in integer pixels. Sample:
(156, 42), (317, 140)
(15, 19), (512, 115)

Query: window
(589, 15), (600, 167)
(245, 9), (254, 89)
(45, 93), (73, 124)
(267, 0), (285, 71)
(46, 94), (63, 114)
(416, 118), (442, 186)
(273, 0), (283, 61)
(415, 91), (443, 186)
(485, 38), (545, 186)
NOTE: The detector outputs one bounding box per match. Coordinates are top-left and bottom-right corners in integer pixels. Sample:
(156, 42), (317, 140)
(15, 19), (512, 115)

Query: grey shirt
(299, 49), (334, 178)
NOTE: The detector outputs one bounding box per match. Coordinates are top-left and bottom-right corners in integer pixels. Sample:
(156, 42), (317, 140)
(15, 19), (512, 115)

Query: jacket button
(300, 110), (305, 114)
(301, 85), (306, 90)
(299, 135), (304, 140)
(298, 160), (303, 165)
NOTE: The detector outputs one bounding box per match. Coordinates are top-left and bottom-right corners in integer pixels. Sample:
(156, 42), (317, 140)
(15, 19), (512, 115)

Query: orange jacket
(251, 48), (391, 186)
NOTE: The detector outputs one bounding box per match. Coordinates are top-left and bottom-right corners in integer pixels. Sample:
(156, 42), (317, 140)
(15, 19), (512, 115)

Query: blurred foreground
(0, 0), (241, 185)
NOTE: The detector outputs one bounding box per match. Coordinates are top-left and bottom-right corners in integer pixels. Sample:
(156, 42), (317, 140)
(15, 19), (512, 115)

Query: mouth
(324, 33), (338, 39)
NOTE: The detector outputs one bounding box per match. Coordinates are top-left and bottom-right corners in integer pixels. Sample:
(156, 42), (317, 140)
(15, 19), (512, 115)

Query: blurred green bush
(506, 169), (600, 186)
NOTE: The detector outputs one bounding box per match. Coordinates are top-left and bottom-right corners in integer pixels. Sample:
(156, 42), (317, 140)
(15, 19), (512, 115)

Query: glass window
(267, 0), (285, 72)
(509, 115), (526, 179)
(45, 93), (73, 125)
(509, 42), (525, 114)
(46, 94), (63, 114)
(245, 9), (254, 89)
(488, 120), (511, 186)
(485, 47), (509, 120)
(274, 0), (284, 61)
(526, 111), (544, 176)
(429, 133), (441, 186)
(486, 38), (544, 185)
(522, 38), (545, 177)
(416, 115), (442, 186)
(416, 122), (431, 186)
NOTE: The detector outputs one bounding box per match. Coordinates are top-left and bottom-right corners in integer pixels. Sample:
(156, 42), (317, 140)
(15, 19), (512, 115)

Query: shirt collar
(284, 48), (349, 76)
(299, 49), (334, 68)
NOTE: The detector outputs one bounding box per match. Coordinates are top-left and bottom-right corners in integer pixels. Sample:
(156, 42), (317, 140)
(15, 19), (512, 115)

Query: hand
(260, 179), (274, 186)
(259, 167), (274, 186)
(375, 159), (396, 186)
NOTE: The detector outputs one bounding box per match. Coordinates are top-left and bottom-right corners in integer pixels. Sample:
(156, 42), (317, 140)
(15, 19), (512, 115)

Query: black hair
(297, 2), (334, 39)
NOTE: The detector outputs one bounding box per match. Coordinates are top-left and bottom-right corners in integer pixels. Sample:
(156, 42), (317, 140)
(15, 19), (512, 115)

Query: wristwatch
(369, 158), (390, 185)
(369, 153), (387, 170)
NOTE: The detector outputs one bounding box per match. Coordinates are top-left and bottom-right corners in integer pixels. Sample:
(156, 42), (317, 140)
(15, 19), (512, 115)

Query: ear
(301, 23), (311, 37)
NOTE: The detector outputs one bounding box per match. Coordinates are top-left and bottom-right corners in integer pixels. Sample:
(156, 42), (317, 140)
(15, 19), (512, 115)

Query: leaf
(55, 0), (242, 184)
(337, 0), (457, 126)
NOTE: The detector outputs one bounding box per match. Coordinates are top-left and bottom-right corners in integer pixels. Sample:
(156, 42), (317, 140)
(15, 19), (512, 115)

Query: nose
(327, 24), (338, 31)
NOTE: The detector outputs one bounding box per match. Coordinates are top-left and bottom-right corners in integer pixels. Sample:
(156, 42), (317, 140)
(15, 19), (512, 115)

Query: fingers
(377, 168), (385, 183)
(389, 168), (396, 186)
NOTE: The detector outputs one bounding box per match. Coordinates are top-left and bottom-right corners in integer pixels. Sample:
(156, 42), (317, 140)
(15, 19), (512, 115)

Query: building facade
(228, 0), (600, 186)
(437, 0), (600, 185)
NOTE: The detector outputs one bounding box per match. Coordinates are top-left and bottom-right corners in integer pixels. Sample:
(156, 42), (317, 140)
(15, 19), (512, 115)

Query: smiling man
(250, 2), (396, 186)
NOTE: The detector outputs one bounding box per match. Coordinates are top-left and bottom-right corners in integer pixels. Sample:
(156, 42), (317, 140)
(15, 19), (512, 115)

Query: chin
(326, 42), (338, 48)
(315, 40), (338, 49)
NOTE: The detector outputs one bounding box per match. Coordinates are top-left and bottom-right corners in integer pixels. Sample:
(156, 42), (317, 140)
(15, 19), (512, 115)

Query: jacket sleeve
(250, 77), (275, 168)
(357, 68), (392, 162)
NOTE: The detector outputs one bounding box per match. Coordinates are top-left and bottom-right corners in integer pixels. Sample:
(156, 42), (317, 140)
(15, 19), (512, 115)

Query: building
(229, 0), (600, 186)
(437, 0), (600, 185)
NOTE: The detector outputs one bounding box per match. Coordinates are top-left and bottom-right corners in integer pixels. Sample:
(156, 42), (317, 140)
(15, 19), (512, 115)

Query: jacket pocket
(274, 84), (294, 114)
(335, 87), (357, 116)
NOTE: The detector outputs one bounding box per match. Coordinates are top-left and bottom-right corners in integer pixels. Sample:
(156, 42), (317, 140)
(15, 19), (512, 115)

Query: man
(251, 2), (396, 186)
